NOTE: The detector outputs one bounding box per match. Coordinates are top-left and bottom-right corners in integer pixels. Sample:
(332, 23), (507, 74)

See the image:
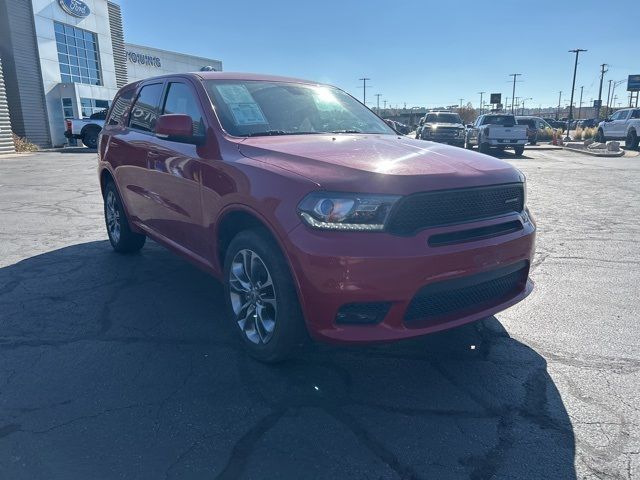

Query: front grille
(404, 261), (528, 323)
(386, 184), (524, 235)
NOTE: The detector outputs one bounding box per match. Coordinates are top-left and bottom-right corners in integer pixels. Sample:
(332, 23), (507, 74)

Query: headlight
(298, 192), (401, 231)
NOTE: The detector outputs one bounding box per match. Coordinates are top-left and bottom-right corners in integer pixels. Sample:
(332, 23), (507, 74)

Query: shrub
(573, 127), (596, 141)
(537, 127), (556, 141)
(12, 133), (39, 152)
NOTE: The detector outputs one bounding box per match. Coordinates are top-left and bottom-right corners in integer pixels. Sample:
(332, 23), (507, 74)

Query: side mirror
(604, 117), (612, 122)
(466, 124), (473, 128)
(155, 114), (203, 144)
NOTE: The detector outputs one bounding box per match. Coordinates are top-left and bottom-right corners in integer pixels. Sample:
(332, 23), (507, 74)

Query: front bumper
(286, 214), (536, 343)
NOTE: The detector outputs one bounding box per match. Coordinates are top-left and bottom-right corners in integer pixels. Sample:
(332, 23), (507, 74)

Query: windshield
(482, 115), (516, 126)
(424, 113), (462, 123)
(203, 80), (395, 137)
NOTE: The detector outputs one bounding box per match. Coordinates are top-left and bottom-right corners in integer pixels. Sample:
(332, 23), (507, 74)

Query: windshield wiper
(246, 130), (322, 137)
(330, 129), (363, 134)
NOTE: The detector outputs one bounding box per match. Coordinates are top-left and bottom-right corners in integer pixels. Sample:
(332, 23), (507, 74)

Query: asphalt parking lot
(0, 147), (638, 479)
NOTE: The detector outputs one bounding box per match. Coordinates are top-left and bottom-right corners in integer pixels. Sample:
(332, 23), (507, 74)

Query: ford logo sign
(58, 0), (90, 18)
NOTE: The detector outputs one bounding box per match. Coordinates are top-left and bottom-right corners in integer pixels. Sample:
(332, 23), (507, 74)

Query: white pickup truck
(465, 114), (528, 156)
(596, 108), (640, 149)
(64, 110), (106, 149)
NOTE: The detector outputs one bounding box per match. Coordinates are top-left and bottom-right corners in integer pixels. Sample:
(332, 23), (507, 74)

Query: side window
(162, 82), (205, 136)
(610, 111), (622, 121)
(632, 110), (640, 119)
(129, 83), (164, 132)
(107, 90), (133, 126)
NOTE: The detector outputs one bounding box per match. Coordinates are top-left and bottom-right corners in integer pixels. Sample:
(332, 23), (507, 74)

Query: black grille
(386, 184), (524, 235)
(404, 261), (528, 323)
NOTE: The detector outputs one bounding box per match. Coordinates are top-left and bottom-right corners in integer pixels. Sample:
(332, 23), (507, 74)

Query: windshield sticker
(228, 103), (267, 125)
(216, 84), (255, 104)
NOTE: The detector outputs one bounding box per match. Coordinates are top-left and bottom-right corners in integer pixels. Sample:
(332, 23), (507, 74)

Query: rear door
(116, 81), (165, 225)
(142, 79), (208, 258)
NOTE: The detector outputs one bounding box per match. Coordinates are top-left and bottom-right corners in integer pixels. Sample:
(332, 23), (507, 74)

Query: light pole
(359, 77), (371, 105)
(605, 79), (613, 117)
(596, 64), (607, 119)
(577, 86), (584, 120)
(478, 91), (485, 114)
(610, 80), (625, 114)
(565, 49), (587, 141)
(509, 73), (521, 113)
(557, 91), (562, 120)
(374, 93), (382, 113)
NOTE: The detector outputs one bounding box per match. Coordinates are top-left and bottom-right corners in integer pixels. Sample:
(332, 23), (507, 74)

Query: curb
(562, 146), (626, 157)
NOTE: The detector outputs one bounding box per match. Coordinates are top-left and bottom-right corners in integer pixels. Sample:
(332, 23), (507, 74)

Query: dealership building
(0, 0), (222, 149)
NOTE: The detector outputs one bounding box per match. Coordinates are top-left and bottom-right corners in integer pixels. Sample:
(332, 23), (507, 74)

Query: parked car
(64, 109), (107, 148)
(596, 108), (640, 149)
(515, 116), (553, 145)
(465, 114), (528, 155)
(98, 72), (535, 362)
(577, 118), (598, 129)
(418, 111), (466, 147)
(415, 116), (426, 138)
(394, 121), (410, 135)
(543, 118), (564, 129)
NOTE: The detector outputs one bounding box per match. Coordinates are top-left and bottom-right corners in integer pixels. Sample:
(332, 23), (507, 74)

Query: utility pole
(521, 97), (532, 115)
(359, 77), (370, 105)
(557, 91), (562, 120)
(374, 93), (382, 113)
(610, 80), (625, 113)
(478, 91), (485, 114)
(565, 49), (587, 141)
(596, 63), (608, 119)
(578, 86), (584, 120)
(605, 79), (613, 117)
(509, 73), (521, 113)
(383, 100), (387, 109)
(505, 97), (510, 113)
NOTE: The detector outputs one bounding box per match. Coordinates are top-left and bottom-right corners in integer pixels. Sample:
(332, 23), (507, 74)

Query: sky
(115, 0), (638, 110)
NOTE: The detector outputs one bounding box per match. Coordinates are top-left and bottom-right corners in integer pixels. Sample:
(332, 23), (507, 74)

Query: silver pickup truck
(596, 108), (640, 149)
(465, 114), (528, 156)
(64, 109), (106, 148)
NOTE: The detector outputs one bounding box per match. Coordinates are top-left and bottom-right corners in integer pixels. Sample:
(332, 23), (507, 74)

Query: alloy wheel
(229, 249), (277, 344)
(105, 190), (121, 244)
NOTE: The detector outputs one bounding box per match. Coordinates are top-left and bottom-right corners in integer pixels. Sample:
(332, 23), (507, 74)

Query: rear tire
(514, 146), (525, 156)
(479, 142), (490, 154)
(223, 229), (307, 362)
(596, 129), (605, 143)
(83, 128), (99, 149)
(103, 181), (146, 253)
(626, 130), (639, 150)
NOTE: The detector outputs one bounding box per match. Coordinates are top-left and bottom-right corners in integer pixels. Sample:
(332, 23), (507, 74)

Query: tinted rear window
(517, 119), (535, 128)
(482, 115), (516, 126)
(129, 83), (164, 132)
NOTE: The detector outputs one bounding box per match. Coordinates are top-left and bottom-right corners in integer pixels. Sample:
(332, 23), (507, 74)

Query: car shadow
(0, 241), (576, 479)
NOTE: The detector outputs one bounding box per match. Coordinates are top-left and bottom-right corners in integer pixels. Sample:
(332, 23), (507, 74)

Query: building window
(80, 98), (110, 118)
(54, 22), (102, 86)
(62, 98), (74, 118)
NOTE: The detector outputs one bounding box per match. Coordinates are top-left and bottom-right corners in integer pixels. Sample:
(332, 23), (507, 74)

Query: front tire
(104, 181), (146, 253)
(224, 229), (306, 362)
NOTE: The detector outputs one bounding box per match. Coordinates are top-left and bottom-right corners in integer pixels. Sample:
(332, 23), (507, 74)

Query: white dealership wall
(125, 44), (222, 83)
(31, 0), (119, 146)
(1, 0), (222, 147)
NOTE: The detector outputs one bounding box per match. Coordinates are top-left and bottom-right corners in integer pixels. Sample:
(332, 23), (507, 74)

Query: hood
(238, 134), (522, 194)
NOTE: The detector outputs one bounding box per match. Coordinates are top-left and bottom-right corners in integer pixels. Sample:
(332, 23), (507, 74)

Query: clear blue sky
(116, 0), (637, 110)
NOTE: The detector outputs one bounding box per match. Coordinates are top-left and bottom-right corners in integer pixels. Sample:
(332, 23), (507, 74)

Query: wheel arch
(215, 206), (307, 313)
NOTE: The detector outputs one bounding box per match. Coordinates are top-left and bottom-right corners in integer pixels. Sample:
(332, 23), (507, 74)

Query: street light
(509, 74), (521, 113)
(565, 49), (587, 141)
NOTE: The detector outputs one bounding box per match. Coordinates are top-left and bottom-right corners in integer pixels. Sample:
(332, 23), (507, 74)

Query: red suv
(98, 72), (535, 361)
